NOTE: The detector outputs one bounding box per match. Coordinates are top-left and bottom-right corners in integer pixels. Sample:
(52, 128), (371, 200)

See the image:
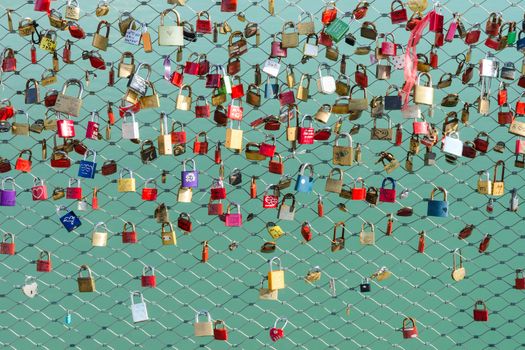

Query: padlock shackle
(78, 264), (93, 278)
(298, 163), (314, 177)
(334, 132), (353, 147)
(333, 221), (345, 240)
(402, 317), (416, 329)
(123, 221), (136, 232)
(493, 160), (505, 182)
(195, 310), (211, 323)
(2, 232), (14, 243)
(429, 187), (447, 201)
(268, 256), (282, 271)
(182, 158), (196, 171)
(381, 177), (396, 190)
(119, 167), (133, 179)
(474, 300), (487, 310)
(142, 265), (155, 276)
(130, 291), (145, 305)
(328, 167), (343, 180)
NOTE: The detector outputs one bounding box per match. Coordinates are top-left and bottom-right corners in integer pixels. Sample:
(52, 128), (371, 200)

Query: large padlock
(130, 291), (149, 323)
(325, 18), (349, 43)
(54, 79), (84, 117)
(57, 115), (75, 138)
(414, 72), (433, 106)
(317, 64), (336, 94)
(277, 193), (296, 221)
(298, 115), (315, 144)
(427, 187), (449, 217)
(78, 149), (97, 179)
(332, 133), (353, 166)
(479, 53), (499, 78)
(66, 178), (82, 200)
(442, 132), (463, 157)
(141, 178), (157, 201)
(295, 163), (315, 193)
(225, 120), (243, 150)
(263, 185), (280, 209)
(118, 168), (136, 192)
(57, 206), (81, 232)
(158, 9), (184, 46)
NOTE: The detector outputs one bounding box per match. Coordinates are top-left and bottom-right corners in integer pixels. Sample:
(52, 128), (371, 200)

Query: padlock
(92, 20), (110, 51)
(25, 79), (39, 104)
(298, 115), (315, 144)
(65, 0), (80, 20)
(379, 177), (396, 203)
(122, 221), (137, 244)
(381, 33), (397, 56)
(31, 178), (48, 201)
(213, 320), (228, 341)
(78, 149), (97, 179)
(194, 310), (214, 336)
(140, 266), (157, 287)
(140, 178), (157, 201)
(443, 132), (463, 157)
(15, 149), (32, 173)
(118, 168), (136, 192)
(360, 222), (375, 245)
(501, 62), (516, 80)
(128, 63), (152, 97)
(384, 84), (402, 110)
(492, 160), (505, 196)
(325, 168), (343, 193)
(262, 185), (280, 209)
(360, 278), (371, 292)
(414, 72), (434, 105)
(402, 317), (418, 339)
(515, 269), (525, 289)
(0, 232), (15, 255)
(122, 111), (140, 140)
(325, 18), (349, 43)
(180, 159), (198, 188)
(84, 111), (100, 140)
(57, 205), (81, 232)
(317, 64), (336, 94)
(2, 48), (16, 72)
(161, 222), (177, 245)
(91, 222), (108, 247)
(477, 171), (492, 195)
(427, 187), (449, 217)
(225, 202), (242, 227)
(54, 79), (84, 117)
(130, 291), (149, 323)
(479, 53), (499, 78)
(158, 9), (184, 46)
(228, 31), (248, 58)
(65, 178), (82, 200)
(296, 74), (310, 101)
(267, 257), (285, 290)
(40, 30), (57, 52)
(210, 178), (226, 200)
(295, 163), (315, 193)
(36, 251), (52, 272)
(332, 133), (353, 166)
(118, 52), (135, 78)
(225, 120), (243, 150)
(390, 0), (407, 24)
(176, 213), (192, 233)
(473, 300), (489, 322)
(193, 131), (209, 154)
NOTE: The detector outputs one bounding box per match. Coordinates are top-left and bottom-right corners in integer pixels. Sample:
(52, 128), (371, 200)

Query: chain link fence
(1, 0), (525, 349)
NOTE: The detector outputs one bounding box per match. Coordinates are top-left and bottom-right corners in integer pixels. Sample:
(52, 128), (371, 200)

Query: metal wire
(0, 0), (525, 349)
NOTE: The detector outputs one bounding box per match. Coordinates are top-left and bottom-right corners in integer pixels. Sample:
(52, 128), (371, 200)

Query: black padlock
(360, 278), (371, 293)
(345, 33), (356, 46)
(424, 149), (436, 166)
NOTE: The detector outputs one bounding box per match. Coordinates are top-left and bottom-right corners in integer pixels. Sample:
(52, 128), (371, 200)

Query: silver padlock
(500, 62), (516, 81)
(479, 53), (499, 78)
(127, 63), (152, 96)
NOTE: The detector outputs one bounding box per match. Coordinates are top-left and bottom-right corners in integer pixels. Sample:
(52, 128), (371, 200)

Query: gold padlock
(225, 120), (243, 150)
(161, 222), (177, 245)
(40, 30), (57, 52)
(177, 187), (193, 203)
(118, 52), (135, 78)
(65, 0), (81, 21)
(92, 20), (111, 51)
(118, 168), (136, 192)
(268, 257), (285, 290)
(77, 265), (96, 292)
(477, 171), (492, 195)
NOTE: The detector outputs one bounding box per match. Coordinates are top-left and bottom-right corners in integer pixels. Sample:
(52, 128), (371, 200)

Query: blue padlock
(517, 31), (525, 52)
(181, 159), (198, 188)
(57, 206), (82, 232)
(427, 187), (448, 217)
(64, 310), (72, 325)
(264, 77), (278, 99)
(295, 163), (315, 193)
(78, 149), (97, 179)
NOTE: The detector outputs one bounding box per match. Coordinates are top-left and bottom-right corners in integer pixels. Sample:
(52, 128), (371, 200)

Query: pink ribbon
(402, 10), (435, 108)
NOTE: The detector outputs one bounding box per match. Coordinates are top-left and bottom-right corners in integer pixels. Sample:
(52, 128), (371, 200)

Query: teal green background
(1, 0), (525, 349)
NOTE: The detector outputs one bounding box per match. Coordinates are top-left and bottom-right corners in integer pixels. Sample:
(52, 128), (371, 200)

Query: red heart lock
(269, 327), (284, 342)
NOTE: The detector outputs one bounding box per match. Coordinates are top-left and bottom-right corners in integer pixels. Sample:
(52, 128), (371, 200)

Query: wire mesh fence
(1, 0), (525, 349)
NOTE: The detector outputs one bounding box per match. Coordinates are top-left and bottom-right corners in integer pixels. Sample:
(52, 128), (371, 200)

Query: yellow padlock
(40, 30), (57, 52)
(268, 257), (285, 290)
(118, 168), (136, 192)
(267, 222), (285, 240)
(161, 222), (177, 245)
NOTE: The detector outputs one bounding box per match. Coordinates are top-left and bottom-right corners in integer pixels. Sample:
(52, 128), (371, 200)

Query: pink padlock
(379, 177), (396, 203)
(57, 115), (75, 138)
(271, 34), (287, 58)
(381, 33), (397, 56)
(412, 118), (429, 135)
(66, 178), (82, 200)
(445, 15), (458, 42)
(225, 202), (242, 227)
(259, 136), (276, 157)
(516, 139), (525, 154)
(85, 111), (100, 140)
(34, 0), (51, 12)
(32, 178), (48, 201)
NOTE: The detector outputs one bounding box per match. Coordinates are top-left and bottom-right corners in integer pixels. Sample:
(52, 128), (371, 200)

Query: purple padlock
(0, 177), (16, 206)
(181, 159), (198, 188)
(225, 202), (242, 227)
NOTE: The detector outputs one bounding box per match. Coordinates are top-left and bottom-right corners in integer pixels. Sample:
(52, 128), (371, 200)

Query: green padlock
(267, 222), (285, 240)
(325, 18), (349, 43)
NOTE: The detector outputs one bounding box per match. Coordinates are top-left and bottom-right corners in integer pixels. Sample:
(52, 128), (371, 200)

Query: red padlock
(418, 231), (425, 253)
(390, 0), (407, 24)
(171, 66), (184, 87)
(184, 53), (200, 75)
(473, 300), (489, 322)
(0, 99), (15, 120)
(198, 54), (210, 76)
(15, 149), (32, 173)
(85, 111), (100, 140)
(515, 269), (525, 289)
(0, 233), (15, 255)
(196, 11), (213, 34)
(429, 9), (444, 32)
(465, 24), (481, 45)
(205, 66), (221, 88)
(171, 121), (187, 145)
(498, 83), (507, 106)
(122, 222), (137, 244)
(279, 86), (295, 106)
(321, 3), (337, 24)
(473, 132), (489, 153)
(498, 104), (514, 124)
(412, 119), (429, 135)
(34, 0), (51, 12)
(193, 132), (209, 155)
(36, 251), (52, 272)
(259, 136), (276, 157)
(177, 213), (193, 232)
(517, 98), (525, 115)
(268, 154), (284, 175)
(210, 178), (227, 200)
(66, 178), (82, 200)
(381, 33), (397, 56)
(298, 115), (315, 144)
(395, 124), (403, 146)
(63, 40), (72, 64)
(44, 90), (58, 108)
(318, 196), (324, 217)
(32, 178), (48, 201)
(227, 99), (243, 120)
(301, 221), (312, 241)
(220, 0), (237, 12)
(57, 117), (75, 138)
(402, 317), (418, 339)
(262, 185), (279, 209)
(352, 178), (366, 200)
(2, 48), (17, 72)
(430, 47), (438, 69)
(250, 177), (257, 199)
(213, 320), (228, 340)
(355, 64), (368, 88)
(201, 241), (209, 263)
(142, 179), (158, 201)
(141, 266), (156, 287)
(434, 31), (444, 47)
(214, 142), (222, 164)
(195, 97), (211, 118)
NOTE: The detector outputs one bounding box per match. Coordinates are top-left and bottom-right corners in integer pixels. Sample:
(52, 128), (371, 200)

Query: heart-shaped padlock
(270, 317), (288, 342)
(22, 276), (38, 298)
